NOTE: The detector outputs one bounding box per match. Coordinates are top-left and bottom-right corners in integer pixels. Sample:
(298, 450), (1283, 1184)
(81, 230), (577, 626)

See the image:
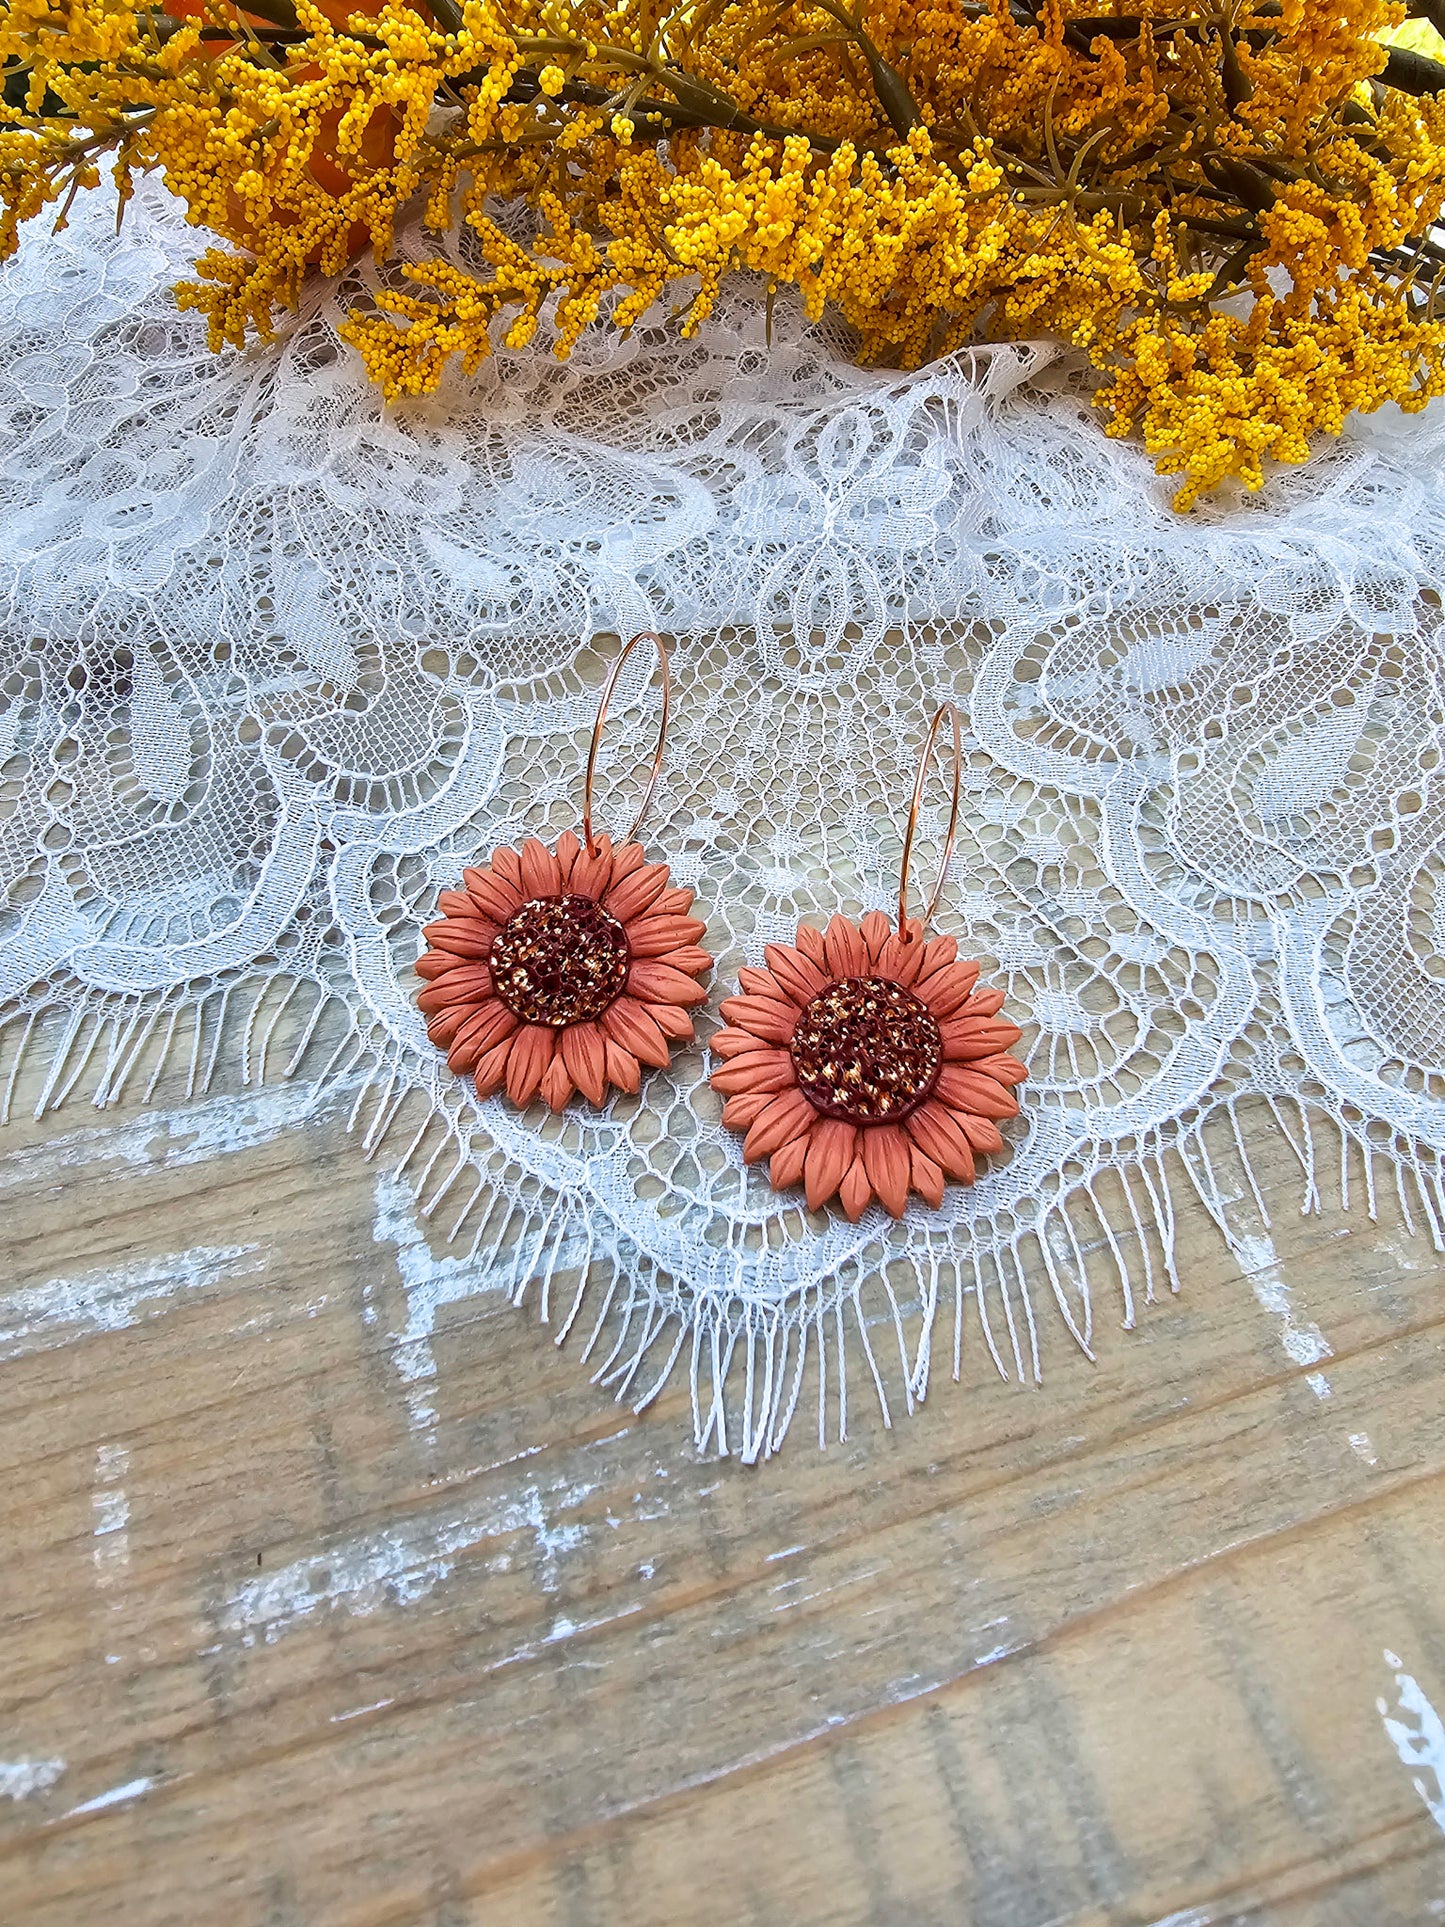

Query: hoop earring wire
(581, 630), (672, 857)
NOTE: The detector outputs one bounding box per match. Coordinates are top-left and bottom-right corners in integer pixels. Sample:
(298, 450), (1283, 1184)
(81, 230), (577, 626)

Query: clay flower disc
(710, 910), (1027, 1219)
(416, 831), (710, 1110)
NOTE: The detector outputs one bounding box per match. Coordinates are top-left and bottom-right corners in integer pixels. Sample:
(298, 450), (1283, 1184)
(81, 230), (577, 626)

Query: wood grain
(2, 1039), (1443, 1926)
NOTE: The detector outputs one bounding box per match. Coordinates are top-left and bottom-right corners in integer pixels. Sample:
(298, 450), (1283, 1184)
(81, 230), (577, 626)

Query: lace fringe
(5, 974), (1443, 1462)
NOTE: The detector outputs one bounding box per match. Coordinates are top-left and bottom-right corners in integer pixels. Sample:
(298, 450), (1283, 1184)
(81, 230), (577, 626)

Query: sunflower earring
(415, 632), (712, 1110)
(710, 704), (1027, 1220)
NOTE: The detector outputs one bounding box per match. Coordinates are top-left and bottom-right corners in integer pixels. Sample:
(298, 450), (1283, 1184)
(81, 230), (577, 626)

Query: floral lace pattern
(2, 180), (1443, 1455)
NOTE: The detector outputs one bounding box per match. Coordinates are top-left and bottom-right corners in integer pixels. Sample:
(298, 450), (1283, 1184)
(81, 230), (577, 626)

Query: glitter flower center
(489, 894), (629, 1028)
(789, 976), (942, 1122)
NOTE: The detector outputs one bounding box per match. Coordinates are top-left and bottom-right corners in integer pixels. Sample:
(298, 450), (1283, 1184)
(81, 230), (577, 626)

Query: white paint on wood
(222, 1477), (598, 1646)
(93, 1442), (131, 1587)
(331, 1699), (395, 1723)
(491, 1598), (647, 1670)
(0, 1759), (65, 1802)
(371, 1172), (593, 1443)
(0, 1076), (351, 1191)
(1379, 1649), (1445, 1835)
(1234, 1231), (1333, 1391)
(0, 1243), (266, 1359)
(65, 1777), (154, 1817)
(371, 1172), (504, 1439)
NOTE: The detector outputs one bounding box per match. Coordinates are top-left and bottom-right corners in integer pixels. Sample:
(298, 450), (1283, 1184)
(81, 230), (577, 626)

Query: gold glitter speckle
(489, 895), (629, 1028)
(790, 976), (941, 1122)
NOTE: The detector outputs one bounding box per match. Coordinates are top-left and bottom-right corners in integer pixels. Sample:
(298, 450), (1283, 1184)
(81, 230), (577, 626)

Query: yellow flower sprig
(5, 0), (1445, 506)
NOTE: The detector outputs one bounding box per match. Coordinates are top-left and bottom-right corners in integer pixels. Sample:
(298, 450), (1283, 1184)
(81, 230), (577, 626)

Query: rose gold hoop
(896, 702), (963, 939)
(581, 631), (672, 857)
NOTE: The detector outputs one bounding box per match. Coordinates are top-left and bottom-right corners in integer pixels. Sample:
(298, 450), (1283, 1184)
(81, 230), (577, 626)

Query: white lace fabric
(3, 177), (1444, 1456)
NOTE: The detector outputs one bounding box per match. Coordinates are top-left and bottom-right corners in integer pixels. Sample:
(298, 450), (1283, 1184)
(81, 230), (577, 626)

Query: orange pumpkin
(169, 0), (405, 260)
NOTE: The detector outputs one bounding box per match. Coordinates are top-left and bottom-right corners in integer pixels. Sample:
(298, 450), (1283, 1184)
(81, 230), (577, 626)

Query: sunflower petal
(709, 1049), (794, 1095)
(916, 933), (959, 978)
(940, 1016), (1023, 1061)
(717, 994), (797, 1044)
(429, 996), (509, 1052)
(416, 964), (491, 1012)
(569, 835), (613, 901)
(958, 1114), (1004, 1155)
(603, 1039), (641, 1094)
(795, 923), (828, 968)
(963, 986), (1008, 1018)
(417, 953), (492, 993)
(823, 913), (868, 978)
(721, 1090), (773, 1130)
(456, 1000), (516, 1055)
(608, 841), (648, 884)
(421, 919), (495, 960)
(859, 909), (891, 961)
(653, 884), (695, 916)
(605, 862), (670, 923)
(804, 1118), (856, 1210)
(425, 1007), (471, 1049)
(644, 1002), (694, 1043)
(741, 1088), (816, 1162)
(473, 1036), (513, 1099)
(762, 942), (826, 1006)
(414, 949), (468, 981)
(625, 914), (709, 959)
(770, 1135), (810, 1193)
(710, 1026), (768, 1059)
(909, 1145), (945, 1209)
(739, 965), (781, 999)
(839, 1156), (872, 1222)
(934, 1065), (1019, 1119)
(505, 1024), (554, 1104)
(969, 1050), (1028, 1086)
(464, 868), (522, 923)
(875, 930), (927, 985)
(444, 1003), (514, 1071)
(916, 962), (982, 1018)
(416, 971), (489, 1017)
(861, 1122), (911, 1217)
(490, 846), (523, 890)
(436, 888), (474, 918)
(658, 946), (713, 978)
(627, 960), (708, 1007)
(555, 828), (582, 884)
(560, 1021), (607, 1104)
(519, 837), (559, 899)
(905, 1099), (976, 1182)
(540, 1055), (574, 1112)
(602, 997), (670, 1068)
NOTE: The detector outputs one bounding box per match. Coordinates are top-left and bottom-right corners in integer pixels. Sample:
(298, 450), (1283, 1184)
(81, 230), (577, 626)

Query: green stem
(1380, 46), (1445, 95)
(807, 0), (921, 137)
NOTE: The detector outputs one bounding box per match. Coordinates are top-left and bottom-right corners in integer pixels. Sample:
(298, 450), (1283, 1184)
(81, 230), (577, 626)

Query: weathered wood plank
(1, 1057), (1442, 1926)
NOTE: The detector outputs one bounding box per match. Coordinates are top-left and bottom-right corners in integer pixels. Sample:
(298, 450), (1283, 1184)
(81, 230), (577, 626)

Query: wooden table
(3, 1039), (1443, 1925)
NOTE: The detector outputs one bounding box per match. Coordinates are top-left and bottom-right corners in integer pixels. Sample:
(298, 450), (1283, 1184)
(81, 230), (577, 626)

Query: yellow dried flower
(4, 0), (1445, 506)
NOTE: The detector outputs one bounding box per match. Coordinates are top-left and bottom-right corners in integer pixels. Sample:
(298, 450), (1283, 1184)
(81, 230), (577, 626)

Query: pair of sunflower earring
(416, 633), (1028, 1222)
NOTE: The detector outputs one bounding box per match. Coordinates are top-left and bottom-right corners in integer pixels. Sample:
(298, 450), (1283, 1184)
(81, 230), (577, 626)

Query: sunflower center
(789, 976), (942, 1123)
(489, 894), (629, 1028)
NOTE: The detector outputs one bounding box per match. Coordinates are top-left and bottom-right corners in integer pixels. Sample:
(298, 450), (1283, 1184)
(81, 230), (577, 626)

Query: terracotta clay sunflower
(710, 909), (1027, 1219)
(416, 831), (711, 1109)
